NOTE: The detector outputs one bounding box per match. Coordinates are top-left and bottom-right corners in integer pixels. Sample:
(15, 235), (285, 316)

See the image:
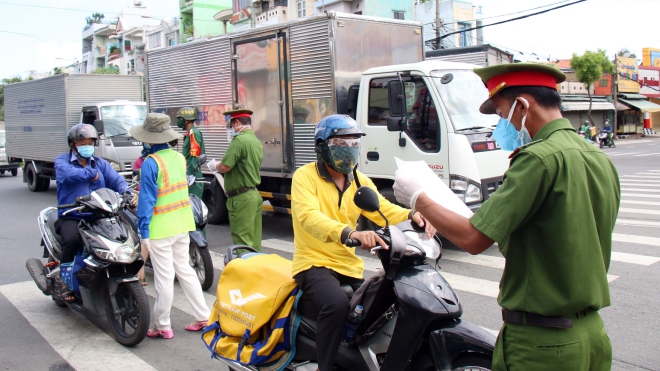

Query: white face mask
(506, 97), (532, 146)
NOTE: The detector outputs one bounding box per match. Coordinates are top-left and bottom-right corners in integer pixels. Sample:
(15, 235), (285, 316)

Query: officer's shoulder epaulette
(508, 139), (544, 159)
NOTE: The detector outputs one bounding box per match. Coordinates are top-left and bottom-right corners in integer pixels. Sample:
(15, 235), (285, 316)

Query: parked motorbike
(598, 132), (615, 148)
(218, 187), (495, 371)
(26, 188), (150, 347)
(121, 154), (214, 290)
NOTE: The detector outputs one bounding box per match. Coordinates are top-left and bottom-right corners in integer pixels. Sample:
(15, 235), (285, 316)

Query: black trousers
(294, 266), (364, 371)
(55, 218), (81, 264)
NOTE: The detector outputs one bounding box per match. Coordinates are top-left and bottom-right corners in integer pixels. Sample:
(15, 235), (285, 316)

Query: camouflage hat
(176, 107), (198, 121)
(293, 104), (310, 117)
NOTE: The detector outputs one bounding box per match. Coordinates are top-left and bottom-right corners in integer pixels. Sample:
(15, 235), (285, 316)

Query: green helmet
(176, 107), (198, 121)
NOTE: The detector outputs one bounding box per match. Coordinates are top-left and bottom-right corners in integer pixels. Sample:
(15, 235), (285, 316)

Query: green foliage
(109, 45), (119, 54)
(617, 48), (637, 59)
(85, 12), (105, 26)
(570, 49), (614, 124)
(90, 67), (119, 75)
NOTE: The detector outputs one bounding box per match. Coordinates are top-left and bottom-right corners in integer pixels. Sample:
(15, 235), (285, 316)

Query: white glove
(140, 238), (151, 253)
(393, 169), (425, 211)
(207, 159), (218, 173)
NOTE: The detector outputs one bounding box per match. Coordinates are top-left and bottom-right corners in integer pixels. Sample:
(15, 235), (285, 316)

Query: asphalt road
(0, 137), (659, 371)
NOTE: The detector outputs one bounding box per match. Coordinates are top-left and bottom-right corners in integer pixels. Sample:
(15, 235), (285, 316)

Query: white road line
(621, 175), (660, 180)
(619, 179), (660, 184)
(440, 273), (499, 298)
(619, 207), (660, 215)
(613, 233), (660, 247)
(617, 218), (660, 227)
(632, 153), (660, 157)
(609, 152), (640, 156)
(636, 172), (660, 175)
(620, 183), (660, 188)
(621, 199), (660, 206)
(611, 252), (660, 266)
(0, 282), (157, 371)
(621, 193), (660, 199)
(620, 188), (660, 193)
(648, 170), (660, 173)
(615, 140), (653, 145)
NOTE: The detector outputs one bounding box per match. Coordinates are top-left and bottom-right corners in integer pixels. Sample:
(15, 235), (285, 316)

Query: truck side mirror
(387, 80), (405, 117)
(93, 119), (105, 136)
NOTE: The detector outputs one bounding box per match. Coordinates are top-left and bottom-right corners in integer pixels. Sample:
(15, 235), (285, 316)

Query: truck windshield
(100, 105), (147, 137)
(431, 70), (498, 132)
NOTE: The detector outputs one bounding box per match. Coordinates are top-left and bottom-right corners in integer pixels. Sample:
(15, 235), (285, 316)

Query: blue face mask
(491, 98), (532, 152)
(76, 145), (95, 158)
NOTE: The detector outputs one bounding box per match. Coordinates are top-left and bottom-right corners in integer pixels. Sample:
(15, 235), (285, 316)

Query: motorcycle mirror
(132, 169), (140, 177)
(354, 186), (380, 213)
(198, 154), (207, 167)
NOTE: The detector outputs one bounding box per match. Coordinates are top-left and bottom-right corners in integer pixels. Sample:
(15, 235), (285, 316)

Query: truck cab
(79, 101), (147, 174)
(0, 128), (20, 177)
(356, 60), (510, 210)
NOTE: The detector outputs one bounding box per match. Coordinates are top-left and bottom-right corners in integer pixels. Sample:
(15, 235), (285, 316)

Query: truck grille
(481, 177), (503, 201)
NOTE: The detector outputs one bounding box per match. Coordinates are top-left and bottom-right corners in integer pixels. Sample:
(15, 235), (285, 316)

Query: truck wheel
(26, 163), (50, 192)
(11, 169), (18, 176)
(204, 178), (228, 225)
(0, 171), (4, 175)
(356, 187), (400, 231)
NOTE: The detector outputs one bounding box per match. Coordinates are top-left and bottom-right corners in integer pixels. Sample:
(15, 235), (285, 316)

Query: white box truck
(4, 74), (146, 191)
(144, 12), (509, 224)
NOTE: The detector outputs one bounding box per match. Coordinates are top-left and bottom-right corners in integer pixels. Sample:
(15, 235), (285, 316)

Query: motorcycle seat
(46, 209), (63, 253)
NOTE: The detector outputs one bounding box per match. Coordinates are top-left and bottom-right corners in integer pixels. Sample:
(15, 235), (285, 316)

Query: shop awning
(618, 98), (660, 112)
(561, 101), (615, 111)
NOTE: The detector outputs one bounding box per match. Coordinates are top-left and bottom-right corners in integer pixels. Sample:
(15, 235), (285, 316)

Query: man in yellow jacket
(130, 113), (210, 339)
(291, 115), (435, 371)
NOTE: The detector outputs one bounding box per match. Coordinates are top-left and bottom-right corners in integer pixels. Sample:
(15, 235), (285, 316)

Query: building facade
(415, 0), (481, 52)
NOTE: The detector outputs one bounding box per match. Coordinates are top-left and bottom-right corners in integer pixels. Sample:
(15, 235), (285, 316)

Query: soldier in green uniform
(208, 109), (264, 251)
(393, 63), (620, 370)
(176, 107), (205, 198)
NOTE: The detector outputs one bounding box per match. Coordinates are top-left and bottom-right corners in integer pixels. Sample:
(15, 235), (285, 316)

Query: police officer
(176, 107), (205, 198)
(208, 109), (264, 251)
(393, 63), (620, 370)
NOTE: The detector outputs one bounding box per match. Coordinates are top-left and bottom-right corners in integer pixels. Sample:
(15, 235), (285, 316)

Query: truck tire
(26, 163), (50, 192)
(204, 178), (229, 225)
(356, 187), (400, 231)
(11, 169), (18, 176)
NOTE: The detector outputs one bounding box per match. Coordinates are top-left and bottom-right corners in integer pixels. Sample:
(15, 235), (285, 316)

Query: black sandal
(58, 280), (76, 302)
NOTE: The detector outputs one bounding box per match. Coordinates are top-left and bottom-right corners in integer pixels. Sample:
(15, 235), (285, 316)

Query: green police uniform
(471, 64), (620, 371)
(222, 128), (264, 251)
(183, 126), (205, 198)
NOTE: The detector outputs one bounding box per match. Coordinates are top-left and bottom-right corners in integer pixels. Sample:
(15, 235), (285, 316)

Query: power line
(475, 0), (573, 21)
(426, 0), (587, 50)
(0, 30), (78, 44)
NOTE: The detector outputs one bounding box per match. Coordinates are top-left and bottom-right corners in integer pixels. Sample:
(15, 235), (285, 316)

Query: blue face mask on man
(490, 97), (532, 152)
(76, 145), (95, 158)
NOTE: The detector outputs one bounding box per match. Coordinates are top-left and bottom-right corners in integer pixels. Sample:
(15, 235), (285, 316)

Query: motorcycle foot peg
(26, 258), (53, 295)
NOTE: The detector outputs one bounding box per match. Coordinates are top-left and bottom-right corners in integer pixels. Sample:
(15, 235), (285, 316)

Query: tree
(570, 49), (615, 125)
(90, 67), (119, 75)
(617, 48), (637, 59)
(85, 12), (105, 26)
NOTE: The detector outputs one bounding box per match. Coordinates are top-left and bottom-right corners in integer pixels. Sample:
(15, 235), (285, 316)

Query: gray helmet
(67, 124), (98, 147)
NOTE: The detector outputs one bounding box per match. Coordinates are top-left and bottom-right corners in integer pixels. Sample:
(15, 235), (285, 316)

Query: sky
(0, 0), (659, 78)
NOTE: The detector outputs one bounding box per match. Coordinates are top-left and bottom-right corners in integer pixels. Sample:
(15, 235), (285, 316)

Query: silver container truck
(145, 12), (509, 224)
(4, 74), (146, 191)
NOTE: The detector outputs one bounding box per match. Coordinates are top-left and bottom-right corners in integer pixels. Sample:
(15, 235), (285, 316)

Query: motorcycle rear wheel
(451, 354), (492, 370)
(189, 242), (214, 291)
(105, 281), (150, 347)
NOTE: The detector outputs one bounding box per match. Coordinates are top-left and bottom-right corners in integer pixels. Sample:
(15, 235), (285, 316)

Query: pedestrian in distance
(129, 113), (210, 339)
(393, 63), (620, 371)
(579, 120), (591, 142)
(207, 109), (264, 251)
(176, 107), (205, 198)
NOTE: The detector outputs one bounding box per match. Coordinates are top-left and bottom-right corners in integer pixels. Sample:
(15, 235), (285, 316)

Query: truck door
(233, 34), (287, 173)
(359, 74), (449, 181)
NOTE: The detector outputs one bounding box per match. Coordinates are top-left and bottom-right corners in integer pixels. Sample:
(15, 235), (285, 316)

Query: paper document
(395, 158), (474, 218)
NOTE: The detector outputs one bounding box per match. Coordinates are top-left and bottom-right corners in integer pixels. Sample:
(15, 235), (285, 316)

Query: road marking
(440, 273), (500, 298)
(620, 188), (660, 193)
(648, 170), (660, 173)
(619, 207), (660, 215)
(621, 175), (660, 180)
(621, 193), (660, 199)
(620, 183), (660, 188)
(608, 152), (640, 156)
(632, 153), (660, 157)
(613, 233), (660, 247)
(636, 172), (660, 175)
(617, 218), (660, 227)
(615, 140), (653, 145)
(621, 199), (660, 206)
(619, 179), (660, 184)
(611, 252), (660, 266)
(0, 282), (157, 371)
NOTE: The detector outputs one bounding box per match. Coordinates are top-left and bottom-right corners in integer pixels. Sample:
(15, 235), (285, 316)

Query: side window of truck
(368, 77), (440, 152)
(82, 110), (97, 125)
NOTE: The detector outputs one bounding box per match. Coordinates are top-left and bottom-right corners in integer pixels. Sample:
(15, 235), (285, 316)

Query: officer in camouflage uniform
(176, 107), (205, 198)
(393, 63), (620, 371)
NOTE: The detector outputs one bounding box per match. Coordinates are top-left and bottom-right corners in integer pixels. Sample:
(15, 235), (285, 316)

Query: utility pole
(435, 0), (441, 49)
(613, 53), (619, 135)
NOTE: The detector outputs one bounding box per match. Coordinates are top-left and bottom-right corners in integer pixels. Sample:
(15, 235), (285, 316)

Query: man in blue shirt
(54, 124), (128, 301)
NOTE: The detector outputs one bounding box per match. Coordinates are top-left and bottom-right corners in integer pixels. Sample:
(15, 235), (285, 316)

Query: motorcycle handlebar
(58, 203), (77, 209)
(344, 238), (361, 247)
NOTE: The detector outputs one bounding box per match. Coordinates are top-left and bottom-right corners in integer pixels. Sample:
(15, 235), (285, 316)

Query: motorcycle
(121, 154), (214, 290)
(598, 132), (615, 148)
(218, 187), (496, 371)
(26, 188), (150, 347)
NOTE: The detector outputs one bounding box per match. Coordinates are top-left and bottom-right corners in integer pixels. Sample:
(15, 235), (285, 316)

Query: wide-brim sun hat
(129, 113), (183, 144)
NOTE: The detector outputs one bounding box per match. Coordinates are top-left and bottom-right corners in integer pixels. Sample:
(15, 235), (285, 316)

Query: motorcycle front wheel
(105, 281), (150, 347)
(189, 242), (214, 291)
(451, 354), (492, 371)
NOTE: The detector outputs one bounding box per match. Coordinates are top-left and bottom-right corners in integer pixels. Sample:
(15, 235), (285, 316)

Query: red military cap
(223, 108), (253, 128)
(473, 63), (566, 114)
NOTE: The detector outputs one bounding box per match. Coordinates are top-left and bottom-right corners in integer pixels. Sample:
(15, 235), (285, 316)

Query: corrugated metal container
(4, 74), (143, 162)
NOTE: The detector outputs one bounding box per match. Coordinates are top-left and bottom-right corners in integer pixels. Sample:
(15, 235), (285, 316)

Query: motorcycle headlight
(95, 234), (139, 263)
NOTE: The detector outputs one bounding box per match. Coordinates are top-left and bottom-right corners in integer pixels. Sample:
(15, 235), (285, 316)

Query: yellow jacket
(291, 161), (411, 279)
